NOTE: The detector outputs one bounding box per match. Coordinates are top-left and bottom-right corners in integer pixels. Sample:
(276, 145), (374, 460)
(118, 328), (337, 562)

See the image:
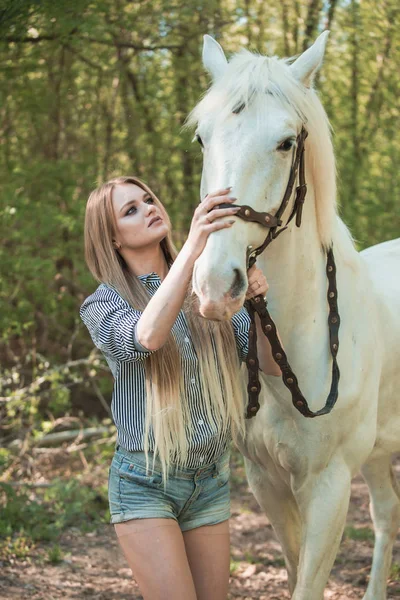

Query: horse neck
(258, 183), (331, 349)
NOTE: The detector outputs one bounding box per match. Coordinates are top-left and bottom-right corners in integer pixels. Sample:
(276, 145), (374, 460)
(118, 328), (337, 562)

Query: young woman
(80, 176), (280, 600)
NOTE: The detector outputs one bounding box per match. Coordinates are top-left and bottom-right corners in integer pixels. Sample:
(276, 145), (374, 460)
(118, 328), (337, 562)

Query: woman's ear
(112, 240), (122, 250)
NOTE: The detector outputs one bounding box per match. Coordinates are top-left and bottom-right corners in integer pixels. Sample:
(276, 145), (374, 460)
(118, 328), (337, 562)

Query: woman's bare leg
(183, 520), (230, 600)
(115, 518), (197, 600)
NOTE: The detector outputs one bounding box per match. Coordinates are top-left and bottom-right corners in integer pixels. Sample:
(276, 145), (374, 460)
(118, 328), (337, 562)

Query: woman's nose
(146, 202), (156, 214)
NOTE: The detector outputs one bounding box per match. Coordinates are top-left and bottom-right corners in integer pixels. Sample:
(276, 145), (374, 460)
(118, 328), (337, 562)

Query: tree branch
(64, 43), (103, 71)
(4, 34), (181, 52)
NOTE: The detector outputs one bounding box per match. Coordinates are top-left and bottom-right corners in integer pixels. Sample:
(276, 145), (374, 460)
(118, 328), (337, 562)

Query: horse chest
(242, 387), (342, 478)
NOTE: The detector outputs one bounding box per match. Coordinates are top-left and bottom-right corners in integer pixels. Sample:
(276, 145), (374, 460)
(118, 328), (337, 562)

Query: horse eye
(277, 138), (295, 152)
(233, 102), (246, 115)
(195, 134), (204, 148)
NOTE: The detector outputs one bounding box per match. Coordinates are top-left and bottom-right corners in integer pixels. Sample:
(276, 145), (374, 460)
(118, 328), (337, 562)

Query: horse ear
(290, 31), (330, 88)
(202, 34), (228, 81)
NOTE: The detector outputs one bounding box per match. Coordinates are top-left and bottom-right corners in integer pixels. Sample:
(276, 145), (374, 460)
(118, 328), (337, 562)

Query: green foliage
(0, 478), (109, 561)
(229, 558), (240, 574)
(0, 447), (11, 468)
(0, 0), (399, 438)
(46, 544), (64, 564)
(390, 562), (400, 581)
(0, 535), (34, 561)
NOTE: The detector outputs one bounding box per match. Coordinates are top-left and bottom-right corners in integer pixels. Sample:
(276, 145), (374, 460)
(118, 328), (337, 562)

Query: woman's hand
(184, 187), (240, 260)
(245, 264), (269, 300)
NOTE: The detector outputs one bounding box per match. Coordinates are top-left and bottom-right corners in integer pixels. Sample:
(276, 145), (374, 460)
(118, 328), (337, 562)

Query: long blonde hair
(84, 176), (245, 476)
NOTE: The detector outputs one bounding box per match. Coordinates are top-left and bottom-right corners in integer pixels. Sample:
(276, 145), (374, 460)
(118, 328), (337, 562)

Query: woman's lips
(148, 216), (162, 227)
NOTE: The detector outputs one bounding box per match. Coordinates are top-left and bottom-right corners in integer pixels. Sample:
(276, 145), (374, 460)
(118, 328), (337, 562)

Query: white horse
(188, 32), (400, 600)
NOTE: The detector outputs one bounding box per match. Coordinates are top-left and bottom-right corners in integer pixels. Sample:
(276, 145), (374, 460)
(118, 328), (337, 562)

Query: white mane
(188, 49), (343, 249)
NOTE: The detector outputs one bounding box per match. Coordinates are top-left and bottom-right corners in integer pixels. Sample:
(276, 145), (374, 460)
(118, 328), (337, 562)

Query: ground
(0, 452), (399, 600)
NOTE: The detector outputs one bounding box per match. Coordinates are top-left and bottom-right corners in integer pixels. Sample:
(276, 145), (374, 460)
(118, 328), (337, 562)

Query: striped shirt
(80, 273), (250, 468)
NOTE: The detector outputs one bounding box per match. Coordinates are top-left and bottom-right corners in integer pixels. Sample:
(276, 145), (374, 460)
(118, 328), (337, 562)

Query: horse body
(238, 196), (385, 599)
(188, 32), (400, 599)
(361, 239), (400, 449)
(240, 229), (395, 599)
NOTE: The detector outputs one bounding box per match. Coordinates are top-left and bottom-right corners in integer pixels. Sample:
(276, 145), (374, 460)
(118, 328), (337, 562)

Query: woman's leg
(115, 518), (197, 600)
(183, 520), (230, 600)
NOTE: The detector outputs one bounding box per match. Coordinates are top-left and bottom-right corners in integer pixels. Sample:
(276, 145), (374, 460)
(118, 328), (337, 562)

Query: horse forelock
(187, 48), (348, 250)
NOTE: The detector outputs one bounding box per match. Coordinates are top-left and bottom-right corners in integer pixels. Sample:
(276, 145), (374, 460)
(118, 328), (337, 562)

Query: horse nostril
(230, 268), (246, 298)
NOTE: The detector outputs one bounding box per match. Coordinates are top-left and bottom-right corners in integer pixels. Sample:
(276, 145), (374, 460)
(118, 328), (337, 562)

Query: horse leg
(291, 460), (352, 600)
(361, 454), (400, 600)
(244, 458), (301, 594)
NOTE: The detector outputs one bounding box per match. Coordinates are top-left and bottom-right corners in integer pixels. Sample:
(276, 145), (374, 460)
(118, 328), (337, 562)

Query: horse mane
(188, 49), (348, 250)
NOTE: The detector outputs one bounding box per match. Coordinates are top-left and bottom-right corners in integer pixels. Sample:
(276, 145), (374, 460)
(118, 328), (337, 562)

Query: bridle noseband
(209, 126), (341, 419)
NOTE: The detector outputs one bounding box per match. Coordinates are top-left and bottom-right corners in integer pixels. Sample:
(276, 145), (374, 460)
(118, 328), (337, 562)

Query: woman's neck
(121, 243), (169, 281)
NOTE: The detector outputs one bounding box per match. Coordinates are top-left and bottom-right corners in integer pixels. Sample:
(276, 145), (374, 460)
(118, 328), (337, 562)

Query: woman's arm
(136, 189), (240, 351)
(80, 289), (153, 363)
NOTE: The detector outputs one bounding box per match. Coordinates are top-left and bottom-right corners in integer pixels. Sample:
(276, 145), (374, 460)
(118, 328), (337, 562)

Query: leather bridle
(209, 126), (340, 419)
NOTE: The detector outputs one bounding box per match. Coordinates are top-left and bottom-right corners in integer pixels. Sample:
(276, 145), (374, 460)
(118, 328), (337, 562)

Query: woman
(80, 176), (280, 600)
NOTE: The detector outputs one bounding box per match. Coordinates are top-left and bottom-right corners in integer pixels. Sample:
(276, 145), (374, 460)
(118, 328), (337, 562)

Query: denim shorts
(108, 446), (231, 532)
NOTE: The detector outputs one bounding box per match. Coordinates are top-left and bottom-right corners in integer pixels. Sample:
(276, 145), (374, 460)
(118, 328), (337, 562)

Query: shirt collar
(137, 272), (161, 285)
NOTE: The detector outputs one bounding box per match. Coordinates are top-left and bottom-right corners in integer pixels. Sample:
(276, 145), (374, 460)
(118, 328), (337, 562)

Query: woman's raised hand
(185, 187), (240, 259)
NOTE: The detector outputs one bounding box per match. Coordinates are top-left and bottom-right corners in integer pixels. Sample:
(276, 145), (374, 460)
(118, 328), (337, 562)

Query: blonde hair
(84, 176), (245, 477)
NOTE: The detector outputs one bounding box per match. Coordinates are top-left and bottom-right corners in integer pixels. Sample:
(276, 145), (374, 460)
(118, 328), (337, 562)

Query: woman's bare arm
(136, 190), (239, 351)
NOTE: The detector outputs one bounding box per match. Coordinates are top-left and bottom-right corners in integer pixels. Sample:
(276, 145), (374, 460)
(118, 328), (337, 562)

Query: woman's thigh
(183, 519), (230, 600)
(115, 518), (197, 600)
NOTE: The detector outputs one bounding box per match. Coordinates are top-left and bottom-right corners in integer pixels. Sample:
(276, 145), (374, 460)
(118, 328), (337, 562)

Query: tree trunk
(303, 0), (322, 50)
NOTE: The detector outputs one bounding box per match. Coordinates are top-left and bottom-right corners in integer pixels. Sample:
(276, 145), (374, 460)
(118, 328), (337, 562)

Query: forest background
(0, 0), (399, 580)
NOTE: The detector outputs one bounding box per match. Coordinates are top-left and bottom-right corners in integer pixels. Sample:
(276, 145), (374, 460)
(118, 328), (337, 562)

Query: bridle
(210, 126), (340, 419)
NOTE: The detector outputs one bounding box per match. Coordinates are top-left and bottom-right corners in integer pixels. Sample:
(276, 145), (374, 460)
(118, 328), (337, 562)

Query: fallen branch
(9, 426), (114, 448)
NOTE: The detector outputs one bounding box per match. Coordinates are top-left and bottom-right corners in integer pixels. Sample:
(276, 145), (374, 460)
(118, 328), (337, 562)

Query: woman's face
(112, 183), (169, 250)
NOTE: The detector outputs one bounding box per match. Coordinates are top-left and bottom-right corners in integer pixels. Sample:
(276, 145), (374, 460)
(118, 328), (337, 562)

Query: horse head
(188, 32), (335, 320)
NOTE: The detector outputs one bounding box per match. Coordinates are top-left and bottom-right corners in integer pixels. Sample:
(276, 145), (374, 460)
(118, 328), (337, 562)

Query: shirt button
(184, 336), (190, 343)
(191, 378), (196, 384)
(199, 456), (204, 464)
(198, 419), (204, 425)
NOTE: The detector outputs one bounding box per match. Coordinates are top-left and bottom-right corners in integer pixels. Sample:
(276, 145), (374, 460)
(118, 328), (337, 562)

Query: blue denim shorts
(108, 446), (231, 532)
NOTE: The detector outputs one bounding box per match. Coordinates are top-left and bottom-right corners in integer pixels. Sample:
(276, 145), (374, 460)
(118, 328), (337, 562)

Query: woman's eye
(277, 138), (295, 152)
(126, 206), (137, 216)
(145, 197), (154, 204)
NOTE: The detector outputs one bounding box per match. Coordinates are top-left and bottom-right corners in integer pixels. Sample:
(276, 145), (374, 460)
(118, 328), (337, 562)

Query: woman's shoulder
(80, 282), (128, 313)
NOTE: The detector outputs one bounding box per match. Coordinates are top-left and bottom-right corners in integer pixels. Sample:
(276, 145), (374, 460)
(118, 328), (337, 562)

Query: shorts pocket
(118, 457), (163, 488)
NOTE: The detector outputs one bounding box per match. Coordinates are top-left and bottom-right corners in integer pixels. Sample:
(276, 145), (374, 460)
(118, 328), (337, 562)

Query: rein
(210, 126), (341, 419)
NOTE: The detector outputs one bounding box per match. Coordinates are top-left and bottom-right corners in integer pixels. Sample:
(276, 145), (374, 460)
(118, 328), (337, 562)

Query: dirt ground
(1, 455), (399, 600)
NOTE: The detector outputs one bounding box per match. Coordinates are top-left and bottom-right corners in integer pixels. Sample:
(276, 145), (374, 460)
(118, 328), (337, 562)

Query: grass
(390, 562), (400, 582)
(46, 544), (64, 564)
(343, 525), (374, 542)
(239, 550), (286, 568)
(230, 558), (240, 574)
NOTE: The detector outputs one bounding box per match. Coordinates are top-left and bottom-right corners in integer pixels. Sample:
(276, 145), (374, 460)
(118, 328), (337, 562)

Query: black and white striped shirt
(80, 273), (250, 468)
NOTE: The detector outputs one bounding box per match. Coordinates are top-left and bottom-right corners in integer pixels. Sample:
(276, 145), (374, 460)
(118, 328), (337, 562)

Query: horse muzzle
(193, 263), (246, 320)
